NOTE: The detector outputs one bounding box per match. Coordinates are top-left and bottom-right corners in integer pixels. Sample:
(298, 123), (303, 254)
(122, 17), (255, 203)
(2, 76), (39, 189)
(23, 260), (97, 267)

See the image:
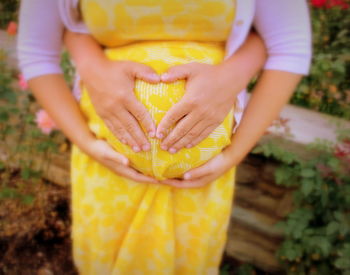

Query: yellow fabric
(80, 0), (236, 46)
(71, 1), (237, 274)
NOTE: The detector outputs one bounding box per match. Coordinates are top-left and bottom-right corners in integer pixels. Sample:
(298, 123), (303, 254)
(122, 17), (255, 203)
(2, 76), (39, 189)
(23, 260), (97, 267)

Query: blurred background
(0, 1), (349, 274)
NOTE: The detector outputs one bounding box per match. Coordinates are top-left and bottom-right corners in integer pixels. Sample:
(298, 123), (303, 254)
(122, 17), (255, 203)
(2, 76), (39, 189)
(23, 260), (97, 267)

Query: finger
(185, 124), (215, 149)
(166, 120), (209, 153)
(115, 165), (159, 184)
(156, 101), (192, 140)
(161, 113), (204, 152)
(133, 63), (160, 83)
(161, 64), (192, 83)
(127, 97), (156, 138)
(98, 140), (129, 165)
(183, 161), (213, 180)
(105, 117), (141, 151)
(118, 109), (150, 152)
(162, 177), (210, 189)
(183, 154), (224, 180)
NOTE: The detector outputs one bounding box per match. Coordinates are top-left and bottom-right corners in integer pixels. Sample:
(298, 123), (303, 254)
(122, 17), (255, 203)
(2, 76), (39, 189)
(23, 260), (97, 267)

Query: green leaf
(20, 168), (31, 180)
(0, 187), (20, 199)
(301, 168), (316, 178)
(301, 179), (314, 197)
(21, 195), (35, 205)
(335, 258), (350, 270)
(326, 221), (339, 235)
(318, 237), (331, 256)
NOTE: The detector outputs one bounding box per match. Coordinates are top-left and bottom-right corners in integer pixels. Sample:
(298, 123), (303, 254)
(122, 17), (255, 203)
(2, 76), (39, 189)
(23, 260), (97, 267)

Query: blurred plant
(291, 1), (350, 119)
(0, 55), (67, 204)
(6, 21), (17, 35)
(253, 127), (350, 275)
(0, 0), (19, 29)
(35, 109), (58, 135)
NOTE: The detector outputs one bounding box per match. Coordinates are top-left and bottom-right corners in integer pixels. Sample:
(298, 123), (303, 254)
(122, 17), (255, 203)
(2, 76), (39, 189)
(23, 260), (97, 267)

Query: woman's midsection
(80, 41), (234, 180)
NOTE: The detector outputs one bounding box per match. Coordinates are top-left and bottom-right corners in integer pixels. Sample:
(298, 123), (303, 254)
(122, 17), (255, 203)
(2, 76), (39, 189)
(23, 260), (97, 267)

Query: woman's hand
(161, 142), (238, 188)
(64, 32), (160, 152)
(157, 62), (239, 154)
(81, 59), (160, 152)
(86, 138), (160, 184)
(156, 32), (267, 153)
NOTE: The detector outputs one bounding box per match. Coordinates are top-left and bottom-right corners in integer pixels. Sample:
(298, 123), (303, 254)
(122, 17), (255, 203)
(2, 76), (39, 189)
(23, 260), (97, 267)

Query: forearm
(64, 31), (106, 76)
(219, 32), (267, 91)
(227, 70), (302, 164)
(28, 74), (95, 153)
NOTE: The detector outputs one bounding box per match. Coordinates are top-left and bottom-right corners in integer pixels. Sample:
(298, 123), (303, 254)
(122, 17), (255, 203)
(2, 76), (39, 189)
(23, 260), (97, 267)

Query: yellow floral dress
(71, 0), (237, 274)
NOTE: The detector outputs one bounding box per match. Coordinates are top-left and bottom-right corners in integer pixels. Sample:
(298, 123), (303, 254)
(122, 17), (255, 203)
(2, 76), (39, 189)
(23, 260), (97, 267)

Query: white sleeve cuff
(21, 63), (63, 81)
(263, 54), (312, 75)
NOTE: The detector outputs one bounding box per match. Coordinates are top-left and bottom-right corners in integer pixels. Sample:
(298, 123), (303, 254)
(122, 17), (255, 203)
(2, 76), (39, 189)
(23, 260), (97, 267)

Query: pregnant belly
(80, 41), (234, 180)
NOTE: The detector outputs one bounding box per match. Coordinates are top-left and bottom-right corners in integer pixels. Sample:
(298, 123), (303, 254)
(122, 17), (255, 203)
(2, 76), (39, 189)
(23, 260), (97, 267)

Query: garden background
(0, 0), (349, 274)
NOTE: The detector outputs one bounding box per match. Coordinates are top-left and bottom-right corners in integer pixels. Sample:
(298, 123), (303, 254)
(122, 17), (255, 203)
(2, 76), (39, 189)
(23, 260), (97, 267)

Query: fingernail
(161, 73), (169, 81)
(150, 73), (160, 81)
(161, 144), (168, 151)
(122, 158), (129, 165)
(149, 131), (155, 138)
(184, 173), (191, 180)
(142, 144), (150, 151)
(186, 144), (192, 149)
(169, 148), (177, 154)
(132, 146), (141, 152)
(156, 132), (164, 139)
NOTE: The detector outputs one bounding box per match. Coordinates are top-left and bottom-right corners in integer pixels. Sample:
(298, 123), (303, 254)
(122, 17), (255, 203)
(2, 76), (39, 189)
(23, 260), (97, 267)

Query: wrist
(77, 54), (109, 80)
(216, 61), (248, 93)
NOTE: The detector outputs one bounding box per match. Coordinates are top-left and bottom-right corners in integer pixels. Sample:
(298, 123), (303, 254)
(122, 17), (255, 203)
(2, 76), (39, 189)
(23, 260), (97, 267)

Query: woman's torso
(79, 0), (237, 179)
(80, 0), (236, 47)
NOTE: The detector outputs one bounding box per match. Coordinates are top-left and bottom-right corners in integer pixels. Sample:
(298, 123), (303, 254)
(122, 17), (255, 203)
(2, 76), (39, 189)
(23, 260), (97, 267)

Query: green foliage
(236, 263), (255, 275)
(291, 4), (350, 119)
(60, 51), (76, 87)
(0, 187), (35, 205)
(0, 56), (66, 205)
(0, 0), (19, 29)
(254, 130), (350, 274)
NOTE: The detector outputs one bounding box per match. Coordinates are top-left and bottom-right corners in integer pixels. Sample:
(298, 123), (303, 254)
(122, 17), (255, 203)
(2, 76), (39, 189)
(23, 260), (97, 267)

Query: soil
(0, 168), (270, 275)
(0, 168), (77, 275)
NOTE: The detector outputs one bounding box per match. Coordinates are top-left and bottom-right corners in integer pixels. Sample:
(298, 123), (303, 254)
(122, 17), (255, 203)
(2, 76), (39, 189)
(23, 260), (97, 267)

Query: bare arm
(163, 70), (302, 188)
(28, 74), (158, 184)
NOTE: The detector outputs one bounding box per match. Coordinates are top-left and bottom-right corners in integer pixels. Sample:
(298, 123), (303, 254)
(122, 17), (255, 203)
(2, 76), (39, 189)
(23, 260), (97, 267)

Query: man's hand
(86, 139), (159, 184)
(161, 143), (237, 188)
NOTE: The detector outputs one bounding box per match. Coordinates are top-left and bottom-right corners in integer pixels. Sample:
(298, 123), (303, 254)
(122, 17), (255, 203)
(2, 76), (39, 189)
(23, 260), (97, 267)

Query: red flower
(327, 0), (349, 9)
(311, 0), (327, 7)
(311, 0), (349, 8)
(6, 21), (17, 35)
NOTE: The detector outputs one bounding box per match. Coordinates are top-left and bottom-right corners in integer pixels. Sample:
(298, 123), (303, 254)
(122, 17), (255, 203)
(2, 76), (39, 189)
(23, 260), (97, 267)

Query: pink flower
(6, 21), (17, 35)
(18, 74), (28, 90)
(35, 109), (58, 135)
(311, 0), (327, 7)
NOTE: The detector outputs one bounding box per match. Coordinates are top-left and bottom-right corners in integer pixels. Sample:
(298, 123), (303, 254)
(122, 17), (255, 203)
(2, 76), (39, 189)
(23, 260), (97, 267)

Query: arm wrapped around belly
(80, 41), (234, 180)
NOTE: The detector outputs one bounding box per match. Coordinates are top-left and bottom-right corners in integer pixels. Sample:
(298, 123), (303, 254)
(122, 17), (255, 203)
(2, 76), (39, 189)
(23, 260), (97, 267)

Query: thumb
(183, 154), (222, 180)
(100, 140), (129, 166)
(132, 63), (160, 84)
(161, 63), (193, 83)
